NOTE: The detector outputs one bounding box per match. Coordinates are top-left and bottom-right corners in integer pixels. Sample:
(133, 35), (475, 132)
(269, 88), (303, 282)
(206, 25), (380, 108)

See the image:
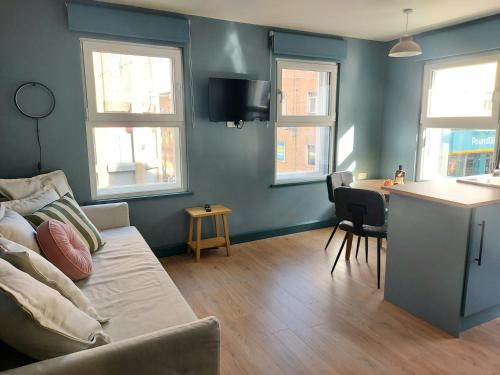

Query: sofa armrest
(3, 317), (220, 375)
(81, 203), (130, 231)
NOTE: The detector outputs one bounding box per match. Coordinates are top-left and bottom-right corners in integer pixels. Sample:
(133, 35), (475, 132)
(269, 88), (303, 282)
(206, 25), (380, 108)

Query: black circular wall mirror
(13, 82), (56, 173)
(14, 82), (55, 119)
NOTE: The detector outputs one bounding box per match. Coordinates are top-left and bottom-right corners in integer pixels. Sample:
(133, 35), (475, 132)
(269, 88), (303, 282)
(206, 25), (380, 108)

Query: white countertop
(384, 179), (500, 208)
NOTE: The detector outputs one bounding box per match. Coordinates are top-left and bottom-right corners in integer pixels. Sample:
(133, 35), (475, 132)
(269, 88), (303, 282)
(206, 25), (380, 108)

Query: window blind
(67, 1), (189, 44)
(271, 31), (347, 60)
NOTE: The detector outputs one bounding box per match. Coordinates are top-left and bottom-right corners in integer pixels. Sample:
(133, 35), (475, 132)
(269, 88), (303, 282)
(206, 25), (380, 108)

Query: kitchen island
(384, 179), (500, 336)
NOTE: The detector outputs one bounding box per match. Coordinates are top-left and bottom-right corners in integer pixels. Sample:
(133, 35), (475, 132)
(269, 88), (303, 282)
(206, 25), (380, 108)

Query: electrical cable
(268, 31), (273, 128)
(14, 82), (55, 173)
(35, 119), (42, 173)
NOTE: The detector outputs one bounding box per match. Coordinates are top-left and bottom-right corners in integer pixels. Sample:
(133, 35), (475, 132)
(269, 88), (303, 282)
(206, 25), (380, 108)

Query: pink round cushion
(36, 220), (92, 281)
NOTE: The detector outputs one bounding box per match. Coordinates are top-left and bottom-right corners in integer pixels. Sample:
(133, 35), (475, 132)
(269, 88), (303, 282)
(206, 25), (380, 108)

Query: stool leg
(355, 236), (361, 258)
(222, 214), (231, 256)
(213, 214), (220, 238)
(187, 217), (194, 254)
(195, 218), (202, 262)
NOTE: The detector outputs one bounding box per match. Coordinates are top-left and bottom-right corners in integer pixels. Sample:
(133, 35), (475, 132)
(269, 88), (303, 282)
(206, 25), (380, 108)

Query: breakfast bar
(384, 179), (500, 336)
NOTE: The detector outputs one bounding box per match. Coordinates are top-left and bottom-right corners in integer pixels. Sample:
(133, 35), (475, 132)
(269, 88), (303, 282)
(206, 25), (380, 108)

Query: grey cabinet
(463, 203), (500, 317)
(385, 190), (500, 336)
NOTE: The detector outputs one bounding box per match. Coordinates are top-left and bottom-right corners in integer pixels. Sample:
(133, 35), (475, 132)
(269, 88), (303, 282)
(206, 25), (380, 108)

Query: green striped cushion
(25, 195), (104, 253)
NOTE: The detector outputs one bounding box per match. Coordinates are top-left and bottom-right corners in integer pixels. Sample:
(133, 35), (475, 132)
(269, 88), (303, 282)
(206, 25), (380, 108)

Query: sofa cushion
(81, 203), (130, 231)
(0, 237), (107, 324)
(25, 195), (104, 254)
(37, 220), (93, 281)
(2, 186), (59, 216)
(0, 258), (111, 360)
(77, 226), (197, 341)
(0, 209), (40, 253)
(0, 170), (73, 200)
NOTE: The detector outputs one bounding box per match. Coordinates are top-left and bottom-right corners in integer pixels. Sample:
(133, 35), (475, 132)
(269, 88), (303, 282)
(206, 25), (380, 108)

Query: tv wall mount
(227, 120), (245, 129)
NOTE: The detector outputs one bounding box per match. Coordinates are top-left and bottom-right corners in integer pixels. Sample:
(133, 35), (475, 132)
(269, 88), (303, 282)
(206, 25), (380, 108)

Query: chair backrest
(326, 171), (354, 203)
(339, 171), (354, 186)
(334, 187), (386, 231)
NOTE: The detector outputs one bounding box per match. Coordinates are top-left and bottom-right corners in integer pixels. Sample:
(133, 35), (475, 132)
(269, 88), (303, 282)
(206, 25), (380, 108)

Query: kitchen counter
(383, 178), (500, 207)
(384, 180), (500, 336)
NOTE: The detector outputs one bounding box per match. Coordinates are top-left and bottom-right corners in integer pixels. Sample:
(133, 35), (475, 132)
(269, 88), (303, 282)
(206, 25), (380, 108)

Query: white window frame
(418, 52), (500, 180)
(276, 59), (337, 124)
(81, 38), (187, 199)
(82, 39), (184, 123)
(421, 53), (500, 129)
(275, 59), (337, 184)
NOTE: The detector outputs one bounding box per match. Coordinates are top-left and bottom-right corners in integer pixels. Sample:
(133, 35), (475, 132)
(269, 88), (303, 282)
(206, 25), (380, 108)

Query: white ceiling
(100, 0), (500, 41)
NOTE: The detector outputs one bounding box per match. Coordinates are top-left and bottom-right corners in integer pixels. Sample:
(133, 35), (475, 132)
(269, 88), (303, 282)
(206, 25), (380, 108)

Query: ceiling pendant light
(389, 8), (422, 58)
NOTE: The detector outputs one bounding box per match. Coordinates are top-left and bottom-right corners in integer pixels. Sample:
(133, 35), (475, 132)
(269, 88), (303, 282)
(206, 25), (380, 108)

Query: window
(419, 54), (500, 180)
(281, 93), (287, 115)
(307, 91), (317, 114)
(275, 59), (337, 183)
(307, 144), (316, 165)
(81, 39), (186, 199)
(277, 141), (286, 162)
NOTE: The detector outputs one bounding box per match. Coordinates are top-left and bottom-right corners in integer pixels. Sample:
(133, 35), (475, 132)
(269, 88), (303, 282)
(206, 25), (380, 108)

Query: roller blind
(271, 31), (347, 60)
(67, 1), (189, 43)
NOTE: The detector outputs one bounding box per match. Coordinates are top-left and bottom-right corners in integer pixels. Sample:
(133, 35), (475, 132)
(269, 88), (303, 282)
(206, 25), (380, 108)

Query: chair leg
(377, 237), (381, 289)
(330, 232), (349, 274)
(365, 236), (369, 263)
(324, 223), (339, 250)
(355, 236), (361, 258)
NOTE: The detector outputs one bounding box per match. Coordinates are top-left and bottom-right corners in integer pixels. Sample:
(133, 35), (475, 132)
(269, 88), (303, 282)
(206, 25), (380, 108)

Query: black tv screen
(209, 78), (270, 122)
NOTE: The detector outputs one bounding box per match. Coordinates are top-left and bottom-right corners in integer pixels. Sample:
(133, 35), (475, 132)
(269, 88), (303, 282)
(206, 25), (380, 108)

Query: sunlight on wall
(337, 125), (355, 166)
(346, 161), (356, 173)
(224, 30), (247, 73)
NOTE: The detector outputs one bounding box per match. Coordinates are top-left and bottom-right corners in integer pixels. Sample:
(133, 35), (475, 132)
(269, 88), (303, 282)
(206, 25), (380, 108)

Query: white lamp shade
(388, 36), (422, 57)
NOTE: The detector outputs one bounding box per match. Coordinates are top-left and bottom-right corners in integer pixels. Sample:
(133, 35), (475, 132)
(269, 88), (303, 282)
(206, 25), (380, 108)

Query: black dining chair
(325, 171), (354, 250)
(330, 187), (387, 288)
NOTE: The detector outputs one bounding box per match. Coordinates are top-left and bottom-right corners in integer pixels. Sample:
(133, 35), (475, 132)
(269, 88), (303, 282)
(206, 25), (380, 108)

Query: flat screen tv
(209, 78), (270, 122)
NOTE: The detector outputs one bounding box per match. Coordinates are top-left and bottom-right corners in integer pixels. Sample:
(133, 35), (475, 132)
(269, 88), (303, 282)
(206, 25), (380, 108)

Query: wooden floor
(162, 228), (500, 375)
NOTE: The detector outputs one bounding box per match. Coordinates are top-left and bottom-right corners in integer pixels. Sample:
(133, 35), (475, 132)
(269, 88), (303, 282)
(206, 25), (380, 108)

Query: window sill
(270, 180), (325, 188)
(85, 191), (194, 205)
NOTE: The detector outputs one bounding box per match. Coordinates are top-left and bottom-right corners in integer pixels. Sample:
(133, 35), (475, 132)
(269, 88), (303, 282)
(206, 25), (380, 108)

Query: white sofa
(0, 202), (220, 375)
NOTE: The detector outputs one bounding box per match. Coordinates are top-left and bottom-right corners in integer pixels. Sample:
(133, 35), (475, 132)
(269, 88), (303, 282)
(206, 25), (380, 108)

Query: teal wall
(0, 0), (386, 254)
(379, 15), (500, 180)
(337, 39), (386, 174)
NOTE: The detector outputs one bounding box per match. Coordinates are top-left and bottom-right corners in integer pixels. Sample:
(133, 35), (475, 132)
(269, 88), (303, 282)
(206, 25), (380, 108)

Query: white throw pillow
(2, 186), (59, 216)
(0, 237), (108, 323)
(0, 209), (40, 253)
(0, 258), (111, 360)
(0, 170), (73, 200)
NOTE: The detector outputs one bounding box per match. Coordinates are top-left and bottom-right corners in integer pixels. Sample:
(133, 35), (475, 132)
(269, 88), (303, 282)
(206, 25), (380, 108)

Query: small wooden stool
(185, 205), (232, 262)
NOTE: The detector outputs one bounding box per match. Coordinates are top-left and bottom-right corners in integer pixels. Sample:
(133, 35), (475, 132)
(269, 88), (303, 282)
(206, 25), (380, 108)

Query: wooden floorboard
(161, 228), (500, 374)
